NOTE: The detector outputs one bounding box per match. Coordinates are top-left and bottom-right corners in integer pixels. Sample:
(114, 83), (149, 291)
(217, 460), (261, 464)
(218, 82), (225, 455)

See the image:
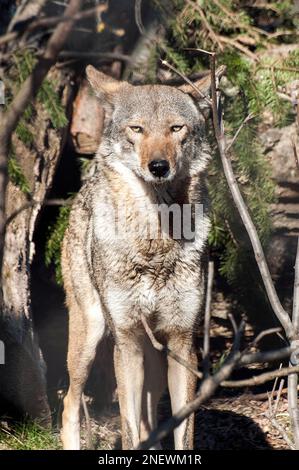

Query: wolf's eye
(171, 125), (184, 132)
(129, 126), (143, 133)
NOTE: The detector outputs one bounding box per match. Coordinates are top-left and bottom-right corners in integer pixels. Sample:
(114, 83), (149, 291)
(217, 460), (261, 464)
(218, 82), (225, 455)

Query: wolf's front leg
(62, 299), (106, 450)
(167, 333), (197, 450)
(114, 332), (144, 449)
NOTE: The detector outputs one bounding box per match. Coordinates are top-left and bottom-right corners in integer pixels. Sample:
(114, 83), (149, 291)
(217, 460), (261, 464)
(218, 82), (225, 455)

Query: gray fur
(61, 67), (212, 450)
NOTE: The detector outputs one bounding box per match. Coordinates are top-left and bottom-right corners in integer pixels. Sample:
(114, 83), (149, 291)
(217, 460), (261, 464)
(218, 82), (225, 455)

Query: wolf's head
(87, 65), (214, 184)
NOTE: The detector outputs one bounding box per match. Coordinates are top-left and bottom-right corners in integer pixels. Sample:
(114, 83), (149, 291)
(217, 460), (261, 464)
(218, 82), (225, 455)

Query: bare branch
(258, 65), (299, 74)
(206, 51), (295, 340)
(140, 314), (202, 380)
(218, 35), (258, 61)
(202, 260), (214, 378)
(58, 51), (132, 63)
(288, 237), (299, 449)
(267, 379), (295, 449)
(270, 363), (283, 405)
(239, 346), (294, 366)
(81, 394), (94, 450)
(134, 0), (146, 36)
(0, 4), (107, 49)
(238, 385), (299, 402)
(228, 313), (238, 336)
(292, 238), (299, 334)
(266, 414), (295, 450)
(274, 378), (285, 416)
(226, 113), (255, 152)
(291, 139), (299, 171)
(0, 31), (19, 49)
(160, 60), (212, 106)
(223, 364), (299, 388)
(251, 327), (282, 347)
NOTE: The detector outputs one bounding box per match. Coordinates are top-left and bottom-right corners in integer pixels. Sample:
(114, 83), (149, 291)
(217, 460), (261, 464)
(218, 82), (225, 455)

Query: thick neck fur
(93, 150), (209, 250)
(96, 145), (207, 209)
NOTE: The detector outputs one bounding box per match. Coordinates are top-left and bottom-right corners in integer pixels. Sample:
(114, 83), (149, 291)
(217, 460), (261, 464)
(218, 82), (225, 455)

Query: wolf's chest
(104, 253), (204, 332)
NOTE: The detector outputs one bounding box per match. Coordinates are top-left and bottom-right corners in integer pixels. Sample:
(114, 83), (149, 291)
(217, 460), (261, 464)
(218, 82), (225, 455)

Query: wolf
(61, 65), (216, 450)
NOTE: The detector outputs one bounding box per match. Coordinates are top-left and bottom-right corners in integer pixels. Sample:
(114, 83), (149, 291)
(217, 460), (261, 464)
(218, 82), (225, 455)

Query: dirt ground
(77, 294), (293, 451)
(0, 290), (294, 450)
(81, 393), (290, 450)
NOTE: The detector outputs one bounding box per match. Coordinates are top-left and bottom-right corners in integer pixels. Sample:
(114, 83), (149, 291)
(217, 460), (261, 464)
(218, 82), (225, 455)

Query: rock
(260, 122), (299, 308)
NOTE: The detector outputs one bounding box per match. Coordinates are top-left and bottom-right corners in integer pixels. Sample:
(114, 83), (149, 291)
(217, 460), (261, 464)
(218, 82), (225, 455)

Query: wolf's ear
(86, 65), (130, 119)
(178, 65), (226, 116)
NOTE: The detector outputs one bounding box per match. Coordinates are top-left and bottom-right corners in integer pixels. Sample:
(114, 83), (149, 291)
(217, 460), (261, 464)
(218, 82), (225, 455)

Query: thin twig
(258, 65), (299, 74)
(202, 260), (214, 378)
(206, 51), (295, 341)
(238, 385), (299, 402)
(81, 394), (94, 450)
(184, 47), (214, 56)
(226, 113), (255, 152)
(251, 327), (282, 347)
(160, 60), (212, 106)
(270, 363), (283, 404)
(274, 378), (285, 416)
(268, 416), (295, 450)
(58, 51), (132, 63)
(142, 313), (296, 387)
(134, 0), (145, 36)
(187, 0), (224, 52)
(140, 314), (202, 380)
(288, 237), (299, 449)
(223, 364), (299, 388)
(6, 0), (31, 33)
(217, 35), (258, 61)
(211, 0), (268, 39)
(291, 139), (299, 171)
(239, 346), (294, 366)
(266, 378), (295, 449)
(0, 4), (107, 48)
(292, 238), (299, 334)
(228, 313), (238, 336)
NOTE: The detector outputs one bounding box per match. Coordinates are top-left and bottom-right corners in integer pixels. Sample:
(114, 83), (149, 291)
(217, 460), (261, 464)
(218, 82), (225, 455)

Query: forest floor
(79, 295), (292, 451)
(1, 292), (292, 450)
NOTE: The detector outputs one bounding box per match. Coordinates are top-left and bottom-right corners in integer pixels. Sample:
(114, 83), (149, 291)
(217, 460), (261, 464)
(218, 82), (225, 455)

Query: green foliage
(8, 150), (31, 195)
(0, 422), (61, 450)
(13, 50), (67, 130)
(79, 156), (93, 173)
(153, 0), (298, 284)
(15, 119), (34, 146)
(8, 49), (67, 284)
(45, 203), (72, 285)
(5, 50), (68, 199)
(37, 80), (68, 129)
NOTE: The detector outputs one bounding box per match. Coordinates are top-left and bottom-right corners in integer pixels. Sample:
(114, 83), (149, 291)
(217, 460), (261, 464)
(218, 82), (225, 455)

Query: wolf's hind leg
(114, 332), (145, 449)
(140, 337), (167, 449)
(167, 333), (197, 450)
(61, 298), (106, 450)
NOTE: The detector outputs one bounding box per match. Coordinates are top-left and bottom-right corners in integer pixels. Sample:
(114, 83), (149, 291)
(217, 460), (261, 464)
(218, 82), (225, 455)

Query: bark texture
(0, 67), (73, 422)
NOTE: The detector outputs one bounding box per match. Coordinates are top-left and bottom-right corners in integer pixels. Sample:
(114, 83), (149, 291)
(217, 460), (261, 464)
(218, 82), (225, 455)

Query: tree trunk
(0, 67), (73, 424)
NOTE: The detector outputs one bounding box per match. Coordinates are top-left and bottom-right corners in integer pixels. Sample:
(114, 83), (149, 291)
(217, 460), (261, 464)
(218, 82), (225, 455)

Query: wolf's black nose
(148, 159), (170, 178)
